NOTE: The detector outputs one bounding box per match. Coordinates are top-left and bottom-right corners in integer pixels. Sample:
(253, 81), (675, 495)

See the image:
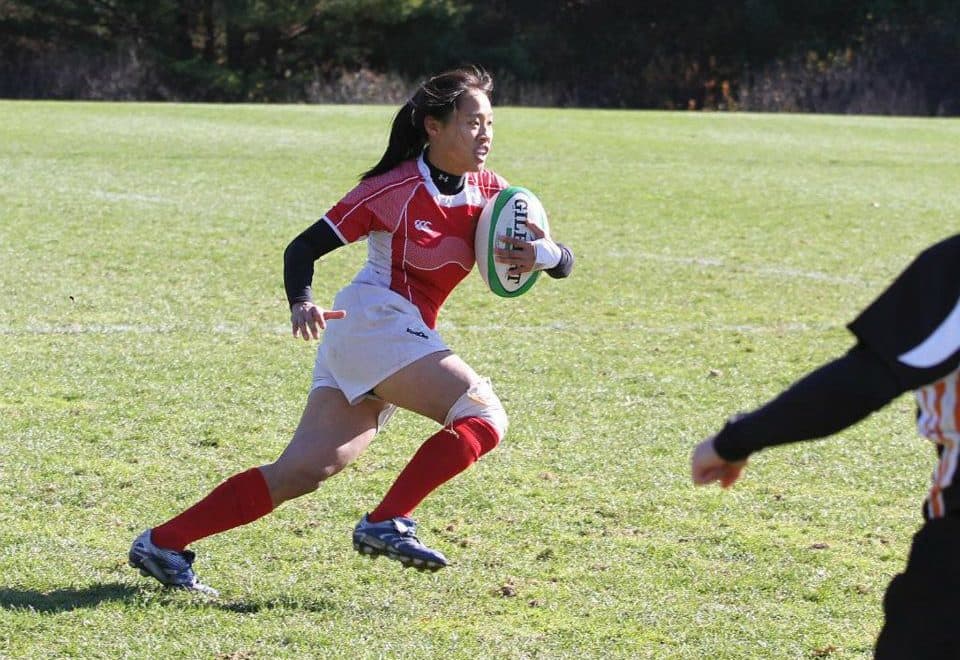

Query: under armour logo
(414, 219), (434, 232)
(437, 173), (449, 183)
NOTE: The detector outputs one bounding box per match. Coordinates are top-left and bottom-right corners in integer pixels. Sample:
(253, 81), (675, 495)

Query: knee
(444, 378), (508, 446)
(262, 464), (317, 504)
(263, 456), (345, 504)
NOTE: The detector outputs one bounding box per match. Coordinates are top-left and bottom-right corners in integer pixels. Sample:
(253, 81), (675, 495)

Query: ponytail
(361, 65), (494, 181)
(361, 101), (426, 180)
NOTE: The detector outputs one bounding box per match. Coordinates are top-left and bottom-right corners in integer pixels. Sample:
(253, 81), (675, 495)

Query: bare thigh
(373, 350), (479, 425)
(260, 386), (387, 506)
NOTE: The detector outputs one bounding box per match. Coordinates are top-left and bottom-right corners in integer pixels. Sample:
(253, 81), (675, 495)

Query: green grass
(1, 100), (958, 658)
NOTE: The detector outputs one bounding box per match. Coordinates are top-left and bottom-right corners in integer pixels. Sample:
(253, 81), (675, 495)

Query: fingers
(494, 247), (523, 262)
(495, 257), (533, 274)
(292, 316), (316, 341)
(495, 237), (535, 273)
(290, 305), (345, 341)
(719, 464), (745, 488)
(690, 438), (716, 485)
(691, 437), (746, 488)
(526, 221), (546, 240)
(498, 234), (529, 249)
(692, 464), (723, 485)
(692, 462), (742, 488)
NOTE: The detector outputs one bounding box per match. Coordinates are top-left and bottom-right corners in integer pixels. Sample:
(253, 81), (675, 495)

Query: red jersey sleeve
(322, 179), (382, 244)
(323, 170), (423, 243)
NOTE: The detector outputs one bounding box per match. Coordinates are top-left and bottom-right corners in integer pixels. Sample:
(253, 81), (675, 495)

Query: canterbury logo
(414, 219), (434, 232)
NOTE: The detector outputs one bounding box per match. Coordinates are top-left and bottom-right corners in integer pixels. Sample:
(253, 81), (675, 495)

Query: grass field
(1, 100), (958, 658)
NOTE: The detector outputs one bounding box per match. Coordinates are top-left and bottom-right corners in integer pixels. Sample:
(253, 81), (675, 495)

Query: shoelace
(398, 529), (424, 544)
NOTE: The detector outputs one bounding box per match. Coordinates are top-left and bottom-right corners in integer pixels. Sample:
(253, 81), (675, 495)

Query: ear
(424, 114), (443, 139)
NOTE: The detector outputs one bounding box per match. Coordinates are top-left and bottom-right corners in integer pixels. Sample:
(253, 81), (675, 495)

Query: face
(425, 89), (493, 175)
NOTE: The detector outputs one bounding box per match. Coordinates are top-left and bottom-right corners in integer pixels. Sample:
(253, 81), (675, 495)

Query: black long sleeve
(547, 242), (574, 279)
(712, 344), (906, 462)
(283, 219), (345, 307)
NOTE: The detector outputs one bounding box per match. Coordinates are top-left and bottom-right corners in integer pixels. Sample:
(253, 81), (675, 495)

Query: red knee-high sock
(368, 417), (500, 522)
(151, 467), (274, 551)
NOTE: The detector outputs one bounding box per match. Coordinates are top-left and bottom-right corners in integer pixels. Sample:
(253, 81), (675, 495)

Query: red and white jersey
(916, 368), (960, 519)
(321, 154), (507, 328)
(916, 369), (960, 447)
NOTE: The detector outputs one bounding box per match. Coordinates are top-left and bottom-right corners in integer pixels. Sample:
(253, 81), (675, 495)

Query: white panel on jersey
(351, 231), (393, 289)
(898, 295), (960, 368)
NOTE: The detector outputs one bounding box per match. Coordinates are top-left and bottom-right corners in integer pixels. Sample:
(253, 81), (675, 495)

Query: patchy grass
(0, 101), (957, 658)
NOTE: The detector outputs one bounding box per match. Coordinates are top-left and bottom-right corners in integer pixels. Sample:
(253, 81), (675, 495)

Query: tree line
(1, 0), (958, 114)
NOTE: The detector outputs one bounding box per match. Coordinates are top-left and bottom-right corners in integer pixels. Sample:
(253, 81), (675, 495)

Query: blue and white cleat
(353, 514), (448, 571)
(128, 529), (218, 596)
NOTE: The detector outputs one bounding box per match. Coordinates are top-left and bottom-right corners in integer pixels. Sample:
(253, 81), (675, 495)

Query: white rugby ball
(475, 186), (550, 298)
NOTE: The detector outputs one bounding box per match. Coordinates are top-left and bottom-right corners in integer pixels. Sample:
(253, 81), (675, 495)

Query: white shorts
(311, 282), (450, 411)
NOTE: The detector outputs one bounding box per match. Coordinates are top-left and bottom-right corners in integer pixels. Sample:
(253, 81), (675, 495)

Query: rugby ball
(475, 186), (550, 297)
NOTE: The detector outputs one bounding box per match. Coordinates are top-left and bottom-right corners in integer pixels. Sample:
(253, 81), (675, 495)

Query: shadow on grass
(0, 584), (337, 614)
(0, 584), (139, 612)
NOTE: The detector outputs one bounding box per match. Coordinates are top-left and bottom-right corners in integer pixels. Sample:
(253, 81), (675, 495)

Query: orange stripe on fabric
(929, 478), (945, 518)
(918, 386), (934, 438)
(954, 373), (960, 435)
(930, 384), (946, 519)
(920, 377), (960, 519)
(934, 380), (947, 440)
(930, 443), (948, 520)
(941, 378), (960, 488)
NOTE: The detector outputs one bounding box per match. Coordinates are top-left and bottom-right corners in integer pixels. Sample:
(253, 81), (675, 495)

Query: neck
(424, 152), (465, 195)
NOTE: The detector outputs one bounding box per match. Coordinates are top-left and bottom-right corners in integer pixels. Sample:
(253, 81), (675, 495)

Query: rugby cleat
(128, 529), (218, 596)
(352, 514), (448, 571)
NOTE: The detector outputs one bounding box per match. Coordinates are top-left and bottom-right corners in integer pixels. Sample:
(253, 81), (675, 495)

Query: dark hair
(361, 65), (494, 180)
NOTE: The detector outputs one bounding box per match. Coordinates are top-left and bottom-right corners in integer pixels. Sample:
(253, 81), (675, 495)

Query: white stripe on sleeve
(898, 296), (960, 368)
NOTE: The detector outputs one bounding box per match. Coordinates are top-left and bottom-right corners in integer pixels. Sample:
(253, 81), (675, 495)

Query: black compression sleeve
(283, 219), (345, 307)
(712, 344), (906, 462)
(546, 243), (574, 279)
